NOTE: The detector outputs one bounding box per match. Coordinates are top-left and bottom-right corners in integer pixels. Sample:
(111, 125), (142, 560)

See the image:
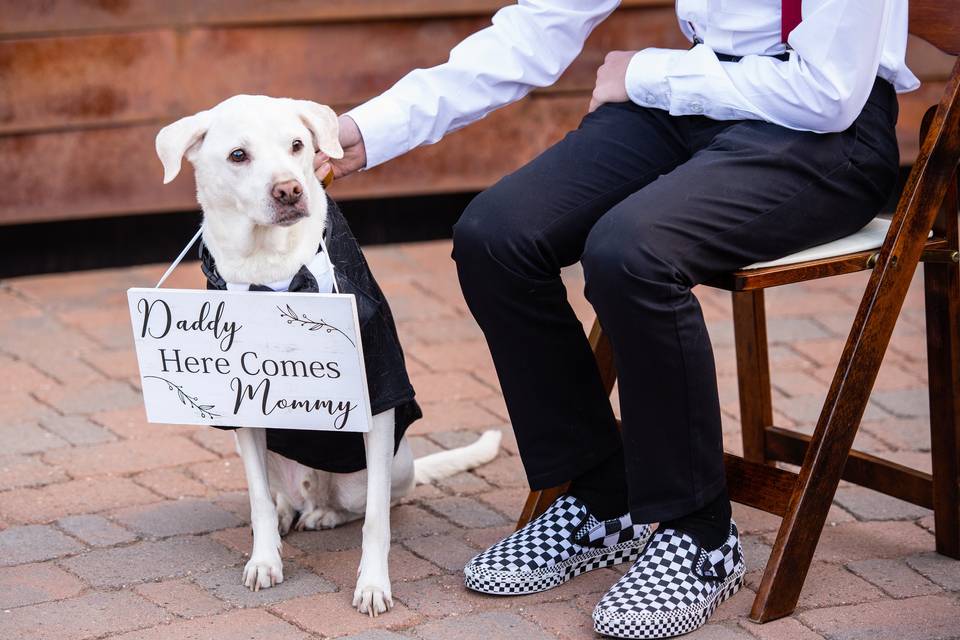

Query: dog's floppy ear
(155, 110), (213, 184)
(297, 101), (344, 160)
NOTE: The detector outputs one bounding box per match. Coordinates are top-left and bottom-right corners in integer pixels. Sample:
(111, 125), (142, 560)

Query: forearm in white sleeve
(347, 0), (618, 169)
(625, 0), (900, 133)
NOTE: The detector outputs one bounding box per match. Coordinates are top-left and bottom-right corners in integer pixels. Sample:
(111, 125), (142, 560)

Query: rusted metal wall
(0, 1), (954, 225)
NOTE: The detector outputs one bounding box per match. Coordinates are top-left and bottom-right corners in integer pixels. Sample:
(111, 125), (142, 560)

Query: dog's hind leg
(353, 409), (395, 616)
(236, 427), (284, 590)
(275, 491), (296, 536)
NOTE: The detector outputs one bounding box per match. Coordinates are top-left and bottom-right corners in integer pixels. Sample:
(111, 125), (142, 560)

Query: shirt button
(690, 101), (704, 114)
(645, 92), (656, 104)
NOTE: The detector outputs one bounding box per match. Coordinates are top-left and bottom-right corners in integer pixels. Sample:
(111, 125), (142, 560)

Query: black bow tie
(249, 264), (320, 293)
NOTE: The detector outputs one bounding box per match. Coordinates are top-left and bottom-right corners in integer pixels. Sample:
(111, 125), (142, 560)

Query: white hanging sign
(127, 288), (372, 433)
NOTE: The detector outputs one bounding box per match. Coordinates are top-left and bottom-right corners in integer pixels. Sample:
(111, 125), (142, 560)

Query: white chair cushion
(744, 217), (897, 270)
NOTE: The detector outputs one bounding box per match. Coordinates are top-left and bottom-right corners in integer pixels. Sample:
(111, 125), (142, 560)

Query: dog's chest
(222, 250), (335, 294)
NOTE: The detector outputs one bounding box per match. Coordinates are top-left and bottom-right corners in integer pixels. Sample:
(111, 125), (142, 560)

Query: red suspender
(781, 0), (802, 44)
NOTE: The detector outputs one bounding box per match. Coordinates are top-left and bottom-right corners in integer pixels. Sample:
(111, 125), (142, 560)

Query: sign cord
(155, 226), (203, 289)
(316, 231), (341, 295)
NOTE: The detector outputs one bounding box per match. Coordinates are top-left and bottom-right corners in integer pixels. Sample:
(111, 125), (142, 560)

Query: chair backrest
(909, 1), (960, 55)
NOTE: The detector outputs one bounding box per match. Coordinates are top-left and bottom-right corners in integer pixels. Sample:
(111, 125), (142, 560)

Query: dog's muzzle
(270, 179), (309, 225)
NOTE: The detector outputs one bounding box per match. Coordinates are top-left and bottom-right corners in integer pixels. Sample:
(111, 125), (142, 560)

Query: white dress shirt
(348, 0), (919, 170)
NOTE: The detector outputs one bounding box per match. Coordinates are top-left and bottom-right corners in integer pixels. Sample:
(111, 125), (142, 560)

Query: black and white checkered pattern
(578, 513), (651, 549)
(464, 495), (653, 596)
(593, 521), (745, 639)
(698, 532), (742, 581)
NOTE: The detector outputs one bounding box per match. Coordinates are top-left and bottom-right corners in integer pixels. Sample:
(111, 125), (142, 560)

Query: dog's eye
(292, 139), (304, 153)
(229, 148), (247, 163)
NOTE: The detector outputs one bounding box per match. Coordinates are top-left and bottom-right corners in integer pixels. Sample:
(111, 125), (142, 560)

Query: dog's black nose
(272, 180), (303, 205)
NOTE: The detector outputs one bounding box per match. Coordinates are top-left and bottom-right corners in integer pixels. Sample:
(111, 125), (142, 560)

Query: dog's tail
(413, 430), (502, 485)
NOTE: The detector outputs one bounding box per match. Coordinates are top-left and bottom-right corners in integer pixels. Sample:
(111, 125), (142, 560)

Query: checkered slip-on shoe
(593, 520), (746, 639)
(464, 495), (653, 596)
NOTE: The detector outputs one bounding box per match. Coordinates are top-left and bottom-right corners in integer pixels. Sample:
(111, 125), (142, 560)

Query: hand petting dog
(314, 114), (367, 181)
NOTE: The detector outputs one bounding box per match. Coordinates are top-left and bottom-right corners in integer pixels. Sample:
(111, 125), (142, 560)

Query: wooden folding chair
(517, 3), (960, 623)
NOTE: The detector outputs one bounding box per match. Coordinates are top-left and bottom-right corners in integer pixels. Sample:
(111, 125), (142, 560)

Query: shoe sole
(464, 541), (645, 596)
(593, 563), (746, 639)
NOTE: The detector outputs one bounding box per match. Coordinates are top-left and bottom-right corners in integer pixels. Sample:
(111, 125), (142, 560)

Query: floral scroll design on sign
(144, 376), (221, 419)
(277, 304), (356, 347)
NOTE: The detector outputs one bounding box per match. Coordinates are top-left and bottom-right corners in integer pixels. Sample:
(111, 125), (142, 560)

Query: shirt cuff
(345, 96), (411, 170)
(624, 47), (683, 111)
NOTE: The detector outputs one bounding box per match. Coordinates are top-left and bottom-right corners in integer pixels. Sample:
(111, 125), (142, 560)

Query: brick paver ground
(1, 239), (958, 639)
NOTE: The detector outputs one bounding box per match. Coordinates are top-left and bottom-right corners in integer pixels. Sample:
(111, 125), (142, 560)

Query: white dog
(155, 95), (501, 616)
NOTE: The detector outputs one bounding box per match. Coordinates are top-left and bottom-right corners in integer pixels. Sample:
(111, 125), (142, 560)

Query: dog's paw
(352, 579), (393, 617)
(242, 552), (284, 591)
(294, 507), (347, 531)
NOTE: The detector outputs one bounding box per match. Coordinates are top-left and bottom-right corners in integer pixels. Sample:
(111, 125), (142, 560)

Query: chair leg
(924, 258), (960, 558)
(732, 290), (773, 463)
(748, 333), (890, 619)
(516, 318), (617, 530)
(588, 317), (618, 395)
(923, 172), (960, 559)
(516, 483), (570, 530)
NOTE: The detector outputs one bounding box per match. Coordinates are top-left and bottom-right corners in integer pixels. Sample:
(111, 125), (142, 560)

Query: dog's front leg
(354, 409), (395, 616)
(236, 427), (283, 590)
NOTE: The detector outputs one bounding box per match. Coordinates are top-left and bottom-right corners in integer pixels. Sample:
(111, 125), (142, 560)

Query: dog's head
(155, 95), (343, 227)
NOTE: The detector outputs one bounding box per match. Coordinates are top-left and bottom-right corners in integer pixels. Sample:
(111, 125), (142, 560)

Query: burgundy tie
(781, 0), (802, 44)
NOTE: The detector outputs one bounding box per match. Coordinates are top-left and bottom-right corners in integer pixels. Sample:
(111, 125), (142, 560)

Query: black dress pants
(452, 78), (900, 524)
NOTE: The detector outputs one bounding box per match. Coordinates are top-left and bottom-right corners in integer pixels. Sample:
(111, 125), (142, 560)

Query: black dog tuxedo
(199, 197), (422, 473)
